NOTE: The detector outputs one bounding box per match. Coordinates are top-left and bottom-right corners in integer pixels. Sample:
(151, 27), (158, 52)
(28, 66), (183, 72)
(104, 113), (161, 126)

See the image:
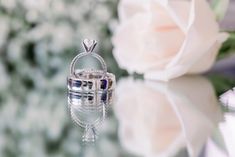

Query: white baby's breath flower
(0, 0), (16, 11)
(94, 5), (112, 23)
(0, 0), (117, 156)
(0, 98), (19, 129)
(0, 17), (10, 49)
(49, 24), (74, 53)
(22, 0), (49, 13)
(26, 10), (40, 23)
(7, 38), (25, 62)
(27, 23), (53, 41)
(51, 0), (67, 16)
(0, 62), (10, 91)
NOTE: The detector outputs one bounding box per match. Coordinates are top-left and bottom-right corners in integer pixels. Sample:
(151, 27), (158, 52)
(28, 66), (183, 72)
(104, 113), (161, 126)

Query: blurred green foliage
(218, 32), (235, 59)
(211, 0), (229, 20)
(209, 74), (235, 96)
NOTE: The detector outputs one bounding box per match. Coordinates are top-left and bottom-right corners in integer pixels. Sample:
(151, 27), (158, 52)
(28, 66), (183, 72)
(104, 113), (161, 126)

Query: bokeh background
(0, 0), (235, 157)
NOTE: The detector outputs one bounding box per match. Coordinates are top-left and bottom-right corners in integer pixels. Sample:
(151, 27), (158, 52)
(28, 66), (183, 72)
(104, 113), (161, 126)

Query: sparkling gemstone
(83, 39), (97, 52)
(101, 92), (107, 102)
(88, 81), (93, 89)
(100, 79), (107, 89)
(69, 93), (82, 99)
(68, 79), (82, 88)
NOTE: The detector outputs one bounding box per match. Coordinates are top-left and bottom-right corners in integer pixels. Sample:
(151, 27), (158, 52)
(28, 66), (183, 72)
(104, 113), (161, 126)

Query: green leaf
(211, 0), (229, 21)
(218, 32), (235, 59)
(208, 74), (235, 96)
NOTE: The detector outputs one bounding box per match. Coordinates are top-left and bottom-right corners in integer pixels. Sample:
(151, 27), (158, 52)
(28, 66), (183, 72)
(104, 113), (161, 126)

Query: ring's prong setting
(82, 39), (97, 53)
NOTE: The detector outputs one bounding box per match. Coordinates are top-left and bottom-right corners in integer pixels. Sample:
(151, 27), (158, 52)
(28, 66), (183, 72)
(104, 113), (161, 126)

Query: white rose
(114, 76), (222, 157)
(112, 0), (228, 81)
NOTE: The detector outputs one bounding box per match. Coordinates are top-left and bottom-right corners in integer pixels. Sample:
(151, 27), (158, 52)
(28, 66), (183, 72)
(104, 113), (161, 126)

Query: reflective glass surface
(1, 73), (235, 157)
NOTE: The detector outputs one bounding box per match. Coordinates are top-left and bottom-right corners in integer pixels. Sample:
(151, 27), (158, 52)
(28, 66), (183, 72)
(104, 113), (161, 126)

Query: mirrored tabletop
(1, 72), (235, 157)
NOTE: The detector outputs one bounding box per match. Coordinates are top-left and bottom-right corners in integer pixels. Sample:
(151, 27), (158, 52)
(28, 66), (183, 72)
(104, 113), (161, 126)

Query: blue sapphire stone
(68, 79), (82, 88)
(101, 92), (107, 102)
(69, 93), (82, 99)
(100, 79), (108, 89)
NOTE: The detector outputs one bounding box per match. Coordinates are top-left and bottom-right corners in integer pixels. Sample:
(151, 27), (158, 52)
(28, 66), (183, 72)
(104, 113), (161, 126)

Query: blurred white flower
(0, 96), (19, 130)
(27, 23), (53, 41)
(22, 0), (49, 13)
(51, 0), (66, 16)
(27, 23), (74, 53)
(49, 24), (74, 53)
(218, 114), (235, 157)
(94, 5), (112, 23)
(18, 137), (46, 156)
(0, 62), (10, 91)
(18, 91), (66, 136)
(6, 38), (25, 62)
(114, 76), (222, 157)
(0, 0), (119, 156)
(26, 10), (40, 23)
(0, 135), (6, 156)
(112, 0), (228, 81)
(0, 0), (16, 11)
(0, 17), (10, 49)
